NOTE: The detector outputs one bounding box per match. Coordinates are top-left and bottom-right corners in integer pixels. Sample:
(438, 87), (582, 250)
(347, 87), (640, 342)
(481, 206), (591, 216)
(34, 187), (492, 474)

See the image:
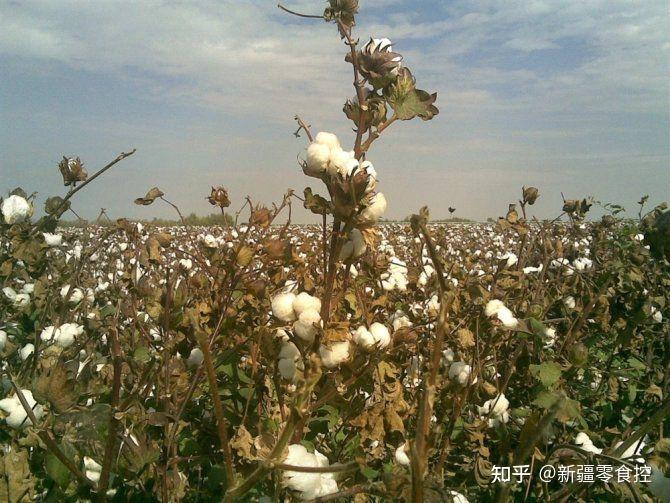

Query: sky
(1, 0), (668, 223)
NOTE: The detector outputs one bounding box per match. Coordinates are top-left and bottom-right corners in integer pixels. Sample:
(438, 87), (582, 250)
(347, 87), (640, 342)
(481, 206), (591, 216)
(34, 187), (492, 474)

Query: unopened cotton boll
(0, 390), (43, 429)
(395, 443), (410, 466)
(293, 309), (321, 343)
(319, 340), (350, 368)
(1, 195), (32, 224)
(272, 292), (297, 322)
(292, 292), (321, 318)
(187, 348), (204, 368)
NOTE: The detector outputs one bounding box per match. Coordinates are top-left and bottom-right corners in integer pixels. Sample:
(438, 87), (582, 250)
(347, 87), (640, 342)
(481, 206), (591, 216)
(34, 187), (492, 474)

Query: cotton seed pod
(58, 156), (88, 186)
(522, 186), (539, 205)
(207, 186), (231, 208)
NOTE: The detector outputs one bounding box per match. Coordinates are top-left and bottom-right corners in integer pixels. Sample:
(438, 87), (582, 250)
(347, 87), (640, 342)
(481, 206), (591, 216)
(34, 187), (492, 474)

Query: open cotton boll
(305, 143), (331, 177)
(339, 229), (367, 261)
(395, 443), (410, 466)
(293, 309), (321, 343)
(83, 456), (103, 483)
(1, 195), (32, 224)
(477, 394), (510, 428)
(574, 432), (602, 454)
(391, 310), (412, 331)
(319, 340), (350, 368)
(327, 149), (357, 178)
(282, 444), (338, 500)
(60, 285), (85, 304)
(43, 232), (63, 246)
(278, 341), (303, 381)
(449, 491), (470, 503)
(53, 323), (84, 348)
(19, 343), (34, 360)
(360, 160), (377, 194)
(292, 292), (321, 318)
(352, 326), (375, 348)
(359, 192), (387, 223)
(369, 322), (391, 349)
(564, 296), (576, 309)
(314, 131), (341, 151)
(187, 348), (204, 368)
(0, 330), (7, 351)
(448, 361), (472, 385)
(0, 390), (44, 429)
(272, 292), (297, 322)
(484, 299), (518, 328)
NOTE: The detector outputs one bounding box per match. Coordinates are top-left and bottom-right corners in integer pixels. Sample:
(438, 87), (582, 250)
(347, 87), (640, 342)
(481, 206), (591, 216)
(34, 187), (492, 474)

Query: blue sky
(1, 0), (668, 222)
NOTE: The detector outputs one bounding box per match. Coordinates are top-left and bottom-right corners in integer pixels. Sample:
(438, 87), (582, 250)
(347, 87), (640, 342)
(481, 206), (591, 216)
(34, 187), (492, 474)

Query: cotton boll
(305, 143), (331, 177)
(484, 300), (518, 328)
(391, 310), (412, 331)
(314, 132), (341, 151)
(395, 443), (410, 466)
(543, 327), (557, 348)
(352, 326), (375, 348)
(319, 341), (350, 368)
(369, 322), (391, 349)
(19, 343), (34, 360)
(282, 444), (338, 500)
(449, 361), (472, 385)
(359, 160), (377, 194)
(574, 432), (602, 454)
(327, 149), (356, 178)
(293, 309), (321, 343)
(1, 195), (32, 224)
(477, 394), (510, 428)
(485, 300), (504, 317)
(272, 292), (297, 322)
(0, 390), (44, 429)
(83, 457), (103, 483)
(56, 323), (84, 348)
(359, 193), (387, 223)
(564, 296), (576, 309)
(43, 232), (63, 246)
(0, 330), (6, 351)
(427, 295), (440, 317)
(449, 491), (470, 503)
(187, 348), (204, 368)
(292, 292), (321, 318)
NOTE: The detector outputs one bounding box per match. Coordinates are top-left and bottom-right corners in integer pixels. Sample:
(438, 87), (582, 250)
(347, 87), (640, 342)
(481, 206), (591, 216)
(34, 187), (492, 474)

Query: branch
(294, 115), (314, 142)
(277, 3), (324, 19)
(198, 332), (235, 483)
(97, 307), (123, 496)
(57, 149), (136, 213)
